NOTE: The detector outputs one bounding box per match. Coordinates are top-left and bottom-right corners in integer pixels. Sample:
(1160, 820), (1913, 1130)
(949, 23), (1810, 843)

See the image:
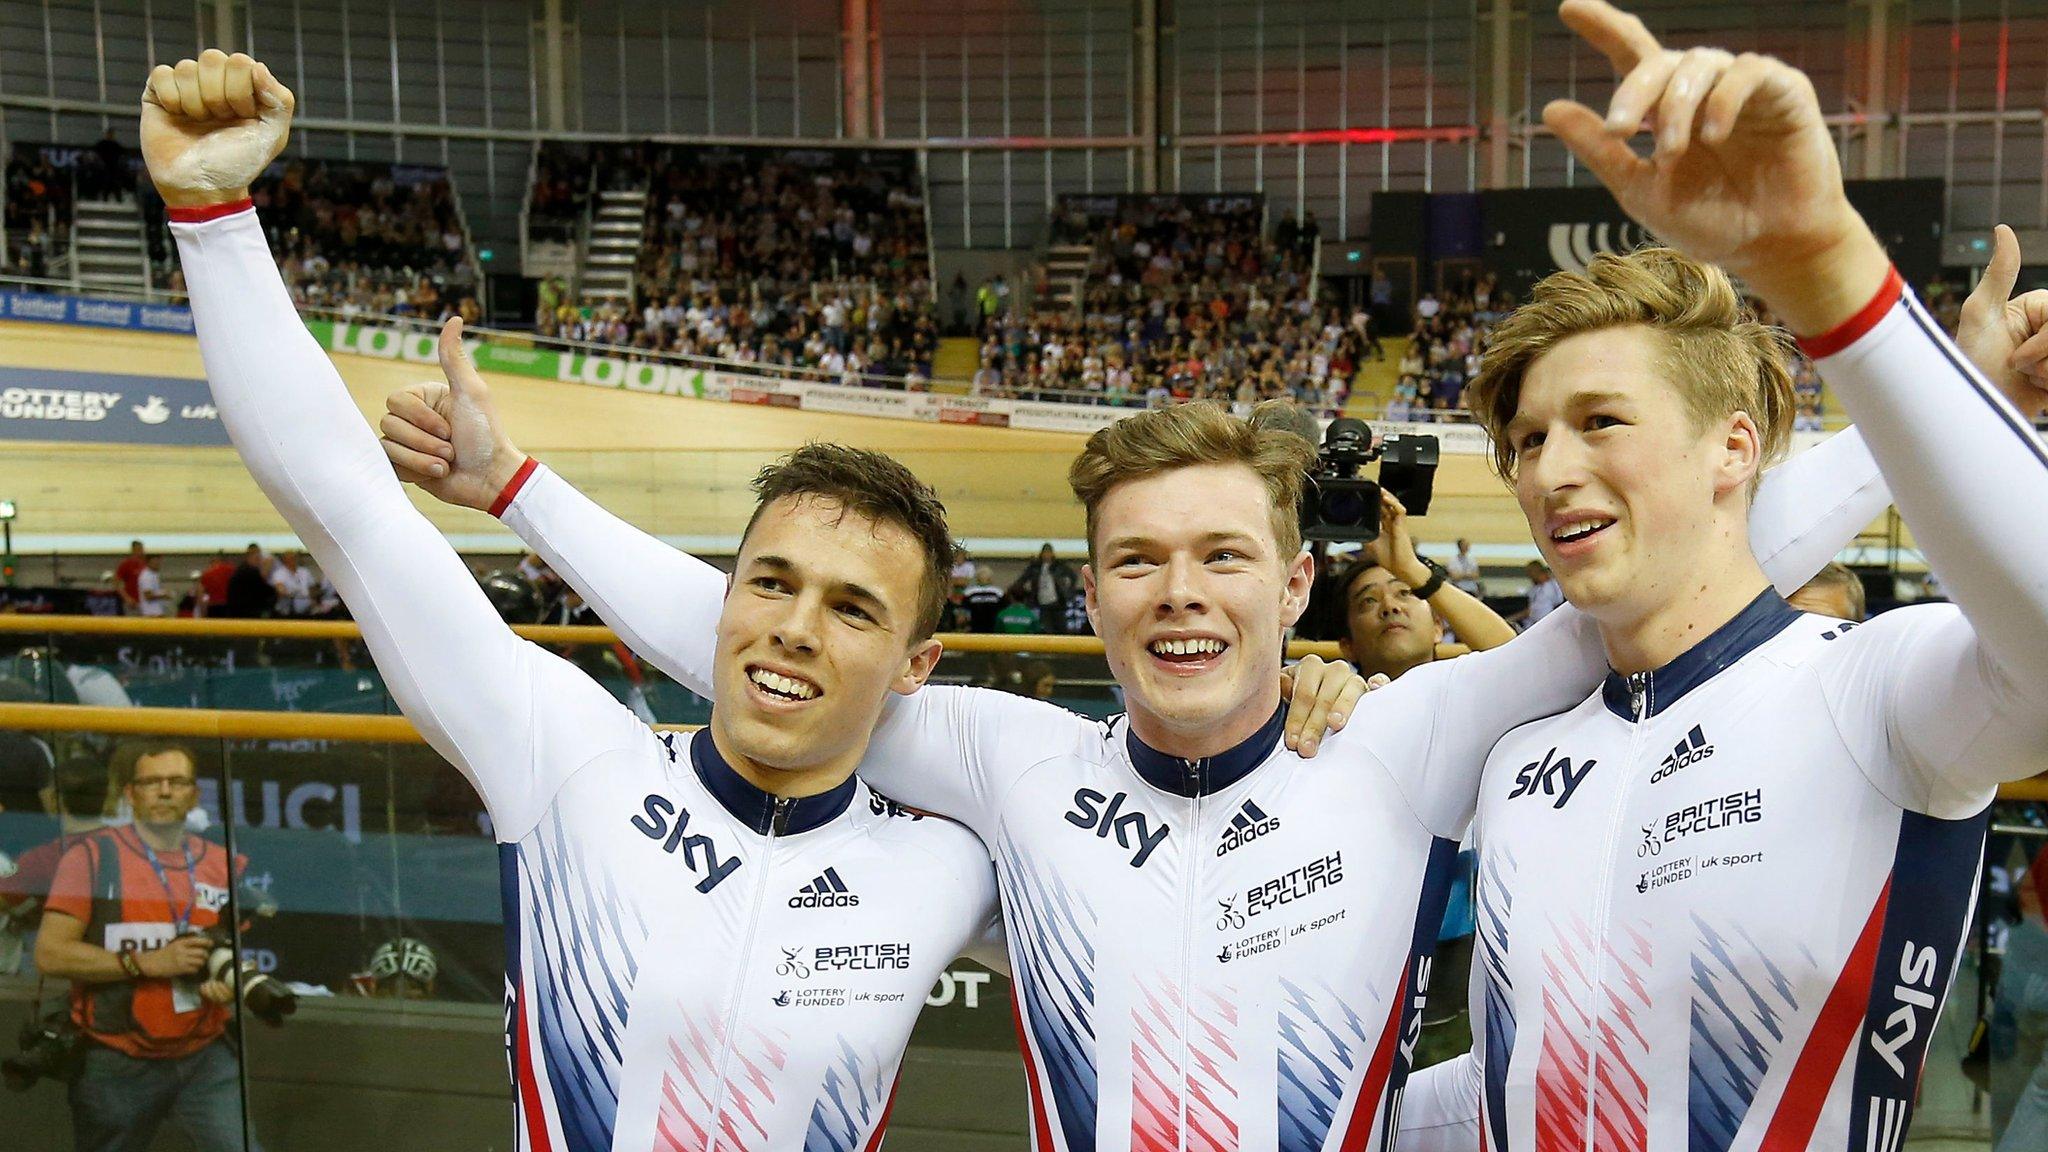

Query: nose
(771, 595), (823, 655)
(1521, 424), (1590, 504)
(1156, 553), (1207, 618)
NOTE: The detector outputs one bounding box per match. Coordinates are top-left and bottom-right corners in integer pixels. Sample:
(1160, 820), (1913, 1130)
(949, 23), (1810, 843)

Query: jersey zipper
(1582, 671), (1652, 1148)
(1181, 757), (1204, 1152)
(707, 794), (793, 1151)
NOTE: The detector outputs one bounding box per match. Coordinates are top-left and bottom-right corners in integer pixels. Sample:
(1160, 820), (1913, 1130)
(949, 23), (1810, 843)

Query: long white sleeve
(500, 464), (726, 696)
(1397, 1054), (1483, 1152)
(1805, 274), (2048, 798)
(1750, 426), (1889, 592)
(174, 206), (654, 841)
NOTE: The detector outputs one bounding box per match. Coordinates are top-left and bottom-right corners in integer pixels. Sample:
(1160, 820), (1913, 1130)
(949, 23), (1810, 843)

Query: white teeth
(1554, 519), (1612, 543)
(748, 668), (818, 700)
(1151, 638), (1225, 657)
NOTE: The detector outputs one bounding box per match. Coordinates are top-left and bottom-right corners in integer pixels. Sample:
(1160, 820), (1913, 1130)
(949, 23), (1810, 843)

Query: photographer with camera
(29, 740), (258, 1152)
(1333, 490), (1516, 683)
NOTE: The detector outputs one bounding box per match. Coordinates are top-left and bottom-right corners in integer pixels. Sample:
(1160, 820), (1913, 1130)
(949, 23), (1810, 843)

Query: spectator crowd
(528, 143), (938, 385)
(169, 157), (481, 324)
(967, 196), (1369, 415)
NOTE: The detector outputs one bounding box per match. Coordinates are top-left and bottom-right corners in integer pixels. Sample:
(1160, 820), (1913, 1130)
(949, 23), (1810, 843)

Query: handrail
(2, 702), (2043, 802)
(0, 613), (1345, 659)
(0, 702), (696, 743)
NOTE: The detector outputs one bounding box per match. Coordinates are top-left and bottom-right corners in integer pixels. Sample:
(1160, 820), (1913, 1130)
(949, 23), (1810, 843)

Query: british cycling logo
(1649, 725), (1714, 784)
(790, 867), (861, 908)
(1217, 896), (1247, 932)
(1507, 747), (1595, 809)
(1247, 853), (1344, 917)
(1638, 789), (1763, 858)
(631, 794), (742, 893)
(1065, 787), (1169, 867)
(1216, 799), (1280, 856)
(778, 948), (812, 980)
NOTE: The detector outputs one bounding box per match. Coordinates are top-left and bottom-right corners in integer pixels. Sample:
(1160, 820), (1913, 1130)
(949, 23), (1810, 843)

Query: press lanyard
(135, 829), (200, 935)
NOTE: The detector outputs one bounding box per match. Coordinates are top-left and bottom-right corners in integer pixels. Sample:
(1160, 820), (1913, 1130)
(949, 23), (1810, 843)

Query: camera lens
(1322, 489), (1369, 527)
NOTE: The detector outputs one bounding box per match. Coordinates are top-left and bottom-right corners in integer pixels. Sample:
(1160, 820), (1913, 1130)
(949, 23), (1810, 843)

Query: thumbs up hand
(1956, 225), (2048, 419)
(378, 318), (528, 512)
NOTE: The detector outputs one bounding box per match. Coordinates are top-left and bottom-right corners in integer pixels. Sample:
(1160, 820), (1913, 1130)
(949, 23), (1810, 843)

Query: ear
(1082, 564), (1101, 635)
(1336, 634), (1354, 661)
(1714, 411), (1764, 498)
(1278, 548), (1315, 630)
(892, 637), (945, 696)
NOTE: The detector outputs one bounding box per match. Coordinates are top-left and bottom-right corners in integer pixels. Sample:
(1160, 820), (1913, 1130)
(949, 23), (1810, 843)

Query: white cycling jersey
(489, 400), (1889, 1150)
(173, 205), (1003, 1152)
(1401, 274), (2048, 1152)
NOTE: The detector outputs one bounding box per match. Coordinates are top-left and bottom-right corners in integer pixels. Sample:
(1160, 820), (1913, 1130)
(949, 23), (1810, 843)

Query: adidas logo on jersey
(1217, 800), (1281, 856)
(789, 867), (860, 908)
(1650, 725), (1714, 784)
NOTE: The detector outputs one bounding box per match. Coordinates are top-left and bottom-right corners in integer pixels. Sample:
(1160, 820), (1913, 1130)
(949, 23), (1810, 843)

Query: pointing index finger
(1559, 0), (1665, 76)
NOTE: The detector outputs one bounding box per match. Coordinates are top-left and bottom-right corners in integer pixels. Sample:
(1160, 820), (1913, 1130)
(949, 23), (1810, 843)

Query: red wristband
(165, 198), (255, 224)
(489, 457), (540, 519)
(1795, 266), (1905, 360)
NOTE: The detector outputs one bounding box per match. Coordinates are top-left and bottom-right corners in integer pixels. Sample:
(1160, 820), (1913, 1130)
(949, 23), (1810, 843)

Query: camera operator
(1333, 490), (1517, 682)
(32, 739), (258, 1152)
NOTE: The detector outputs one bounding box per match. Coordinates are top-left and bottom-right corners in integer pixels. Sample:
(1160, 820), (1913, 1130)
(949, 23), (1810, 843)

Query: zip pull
(1185, 758), (1203, 795)
(1627, 671), (1650, 721)
(769, 795), (795, 837)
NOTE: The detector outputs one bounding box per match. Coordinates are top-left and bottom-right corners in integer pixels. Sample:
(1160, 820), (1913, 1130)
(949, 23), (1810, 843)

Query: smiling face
(1085, 462), (1313, 757)
(713, 494), (941, 792)
(1504, 325), (1761, 628)
(1340, 564), (1441, 678)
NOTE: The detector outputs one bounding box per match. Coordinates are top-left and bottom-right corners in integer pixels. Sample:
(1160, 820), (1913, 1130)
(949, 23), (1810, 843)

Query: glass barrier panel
(1986, 801), (2048, 1151)
(1, 730), (257, 1151)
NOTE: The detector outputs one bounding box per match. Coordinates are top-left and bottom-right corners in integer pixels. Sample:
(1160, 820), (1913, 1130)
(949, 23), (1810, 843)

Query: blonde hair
(1068, 401), (1317, 559)
(1467, 247), (1794, 495)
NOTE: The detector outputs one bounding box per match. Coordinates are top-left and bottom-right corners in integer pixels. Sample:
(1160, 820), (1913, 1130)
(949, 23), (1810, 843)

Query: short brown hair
(1468, 247), (1794, 495)
(1067, 401), (1317, 559)
(1800, 561), (1867, 622)
(742, 443), (954, 640)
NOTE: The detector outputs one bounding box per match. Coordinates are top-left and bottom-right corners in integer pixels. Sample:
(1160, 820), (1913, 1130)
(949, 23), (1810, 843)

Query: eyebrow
(1101, 530), (1262, 555)
(748, 554), (894, 622)
(1504, 389), (1634, 441)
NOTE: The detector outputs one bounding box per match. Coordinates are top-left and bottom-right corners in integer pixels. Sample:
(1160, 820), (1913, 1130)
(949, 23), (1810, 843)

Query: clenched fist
(141, 48), (294, 209)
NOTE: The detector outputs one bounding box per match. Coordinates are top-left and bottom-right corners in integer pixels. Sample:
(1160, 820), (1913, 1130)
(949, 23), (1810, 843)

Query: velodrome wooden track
(0, 318), (1595, 552)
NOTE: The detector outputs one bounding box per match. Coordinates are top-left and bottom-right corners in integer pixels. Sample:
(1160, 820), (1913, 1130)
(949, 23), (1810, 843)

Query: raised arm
(151, 52), (651, 841)
(1531, 0), (2048, 797)
(1802, 276), (2048, 797)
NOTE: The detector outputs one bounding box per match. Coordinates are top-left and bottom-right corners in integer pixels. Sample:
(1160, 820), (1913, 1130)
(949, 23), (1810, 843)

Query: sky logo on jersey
(1869, 941), (1942, 1077)
(1650, 725), (1714, 784)
(1217, 799), (1281, 856)
(1065, 787), (1169, 867)
(1507, 747), (1595, 809)
(790, 867), (861, 908)
(629, 795), (742, 893)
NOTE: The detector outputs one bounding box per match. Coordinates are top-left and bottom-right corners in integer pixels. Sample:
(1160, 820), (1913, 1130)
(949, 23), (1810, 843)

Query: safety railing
(0, 660), (2038, 1150)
